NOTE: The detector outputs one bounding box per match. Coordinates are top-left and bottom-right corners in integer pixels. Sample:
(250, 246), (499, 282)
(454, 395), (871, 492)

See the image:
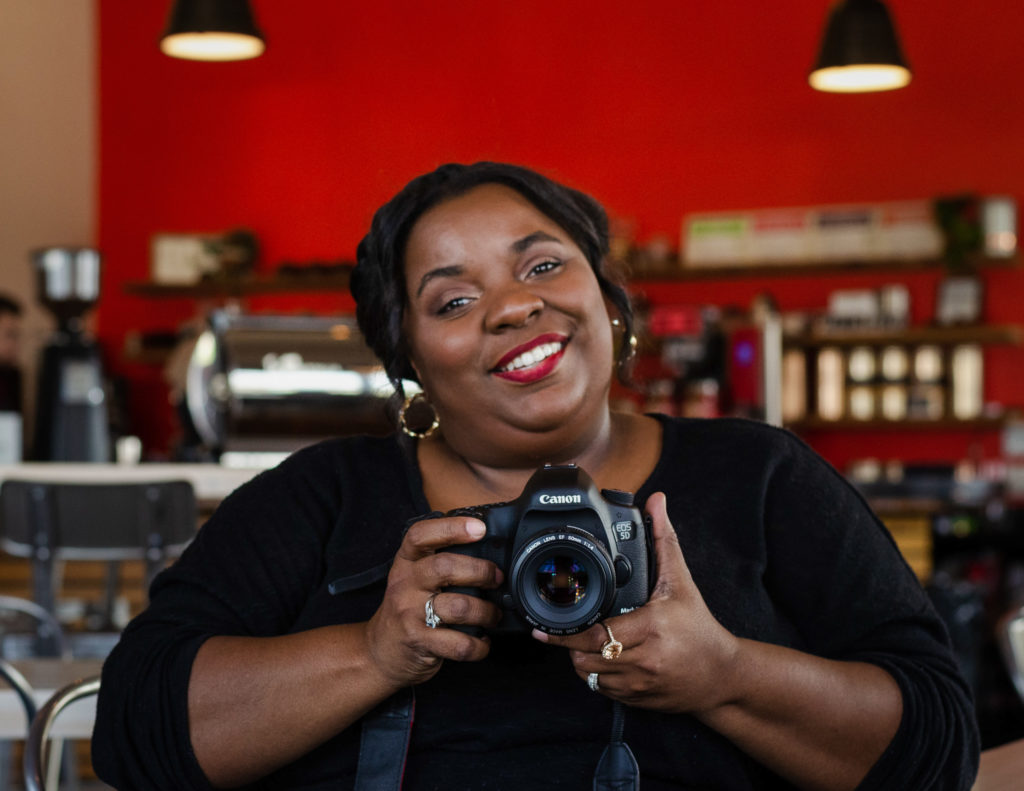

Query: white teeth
(500, 342), (563, 372)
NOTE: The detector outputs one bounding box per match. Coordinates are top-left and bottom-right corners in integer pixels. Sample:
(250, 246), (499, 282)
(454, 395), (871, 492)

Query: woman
(93, 162), (979, 790)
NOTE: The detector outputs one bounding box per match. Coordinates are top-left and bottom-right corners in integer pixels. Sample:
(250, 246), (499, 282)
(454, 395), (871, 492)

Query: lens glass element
(536, 555), (587, 606)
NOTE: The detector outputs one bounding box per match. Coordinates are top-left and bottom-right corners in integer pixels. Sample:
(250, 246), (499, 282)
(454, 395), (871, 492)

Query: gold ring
(600, 623), (623, 661)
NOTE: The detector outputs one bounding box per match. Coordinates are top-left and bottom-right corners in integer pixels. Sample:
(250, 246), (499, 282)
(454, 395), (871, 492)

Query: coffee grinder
(31, 247), (111, 462)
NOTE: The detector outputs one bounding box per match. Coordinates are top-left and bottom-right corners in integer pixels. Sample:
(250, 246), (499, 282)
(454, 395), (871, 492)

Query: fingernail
(466, 520), (485, 538)
(531, 629), (549, 642)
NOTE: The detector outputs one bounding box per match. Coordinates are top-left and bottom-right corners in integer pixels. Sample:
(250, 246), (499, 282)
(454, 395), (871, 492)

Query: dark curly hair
(350, 161), (635, 398)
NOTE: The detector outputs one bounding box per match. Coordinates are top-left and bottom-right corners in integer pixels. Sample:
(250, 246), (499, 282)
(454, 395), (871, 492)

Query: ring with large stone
(600, 623), (623, 661)
(587, 672), (600, 692)
(425, 595), (442, 629)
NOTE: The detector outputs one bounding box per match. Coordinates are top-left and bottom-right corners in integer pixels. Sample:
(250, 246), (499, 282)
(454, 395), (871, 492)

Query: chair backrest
(23, 675), (101, 791)
(0, 480), (196, 559)
(0, 480), (197, 627)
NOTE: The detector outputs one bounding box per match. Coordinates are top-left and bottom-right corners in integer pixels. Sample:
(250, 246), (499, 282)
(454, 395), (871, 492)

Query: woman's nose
(484, 285), (544, 331)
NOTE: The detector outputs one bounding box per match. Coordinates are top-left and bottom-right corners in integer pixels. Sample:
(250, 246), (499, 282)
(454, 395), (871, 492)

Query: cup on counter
(115, 435), (142, 465)
(982, 196), (1017, 258)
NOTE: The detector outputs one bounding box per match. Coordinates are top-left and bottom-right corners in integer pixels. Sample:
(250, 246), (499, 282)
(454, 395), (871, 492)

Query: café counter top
(973, 738), (1024, 791)
(0, 462), (264, 507)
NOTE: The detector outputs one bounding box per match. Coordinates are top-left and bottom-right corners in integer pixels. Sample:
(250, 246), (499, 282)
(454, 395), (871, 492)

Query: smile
(497, 341), (564, 373)
(491, 334), (568, 383)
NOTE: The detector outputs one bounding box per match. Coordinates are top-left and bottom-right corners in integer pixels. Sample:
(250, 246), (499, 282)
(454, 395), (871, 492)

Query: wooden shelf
(789, 414), (1017, 432)
(626, 253), (1018, 283)
(123, 269), (352, 298)
(784, 323), (1023, 349)
(122, 254), (1019, 296)
(865, 497), (949, 516)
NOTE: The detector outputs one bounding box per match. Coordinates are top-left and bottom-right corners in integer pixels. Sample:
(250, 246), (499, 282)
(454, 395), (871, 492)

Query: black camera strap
(593, 701), (640, 791)
(355, 688), (415, 791)
(331, 566), (413, 791)
(354, 691), (638, 791)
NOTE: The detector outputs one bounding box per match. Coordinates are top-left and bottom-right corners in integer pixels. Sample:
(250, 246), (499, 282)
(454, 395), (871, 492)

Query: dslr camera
(440, 464), (654, 635)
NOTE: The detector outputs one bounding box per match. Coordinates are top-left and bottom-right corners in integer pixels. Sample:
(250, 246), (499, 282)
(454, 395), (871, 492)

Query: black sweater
(92, 417), (980, 790)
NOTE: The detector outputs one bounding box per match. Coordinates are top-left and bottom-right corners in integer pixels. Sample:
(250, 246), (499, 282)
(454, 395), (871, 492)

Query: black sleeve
(91, 443), (344, 791)
(760, 429), (980, 790)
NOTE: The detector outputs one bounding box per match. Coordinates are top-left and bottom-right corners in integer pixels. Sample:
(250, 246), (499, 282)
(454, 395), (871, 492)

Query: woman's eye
(528, 259), (562, 277)
(438, 296), (473, 314)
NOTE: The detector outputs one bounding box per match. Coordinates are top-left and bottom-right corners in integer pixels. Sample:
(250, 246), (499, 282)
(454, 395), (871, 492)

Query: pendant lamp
(160, 0), (265, 62)
(809, 0), (911, 93)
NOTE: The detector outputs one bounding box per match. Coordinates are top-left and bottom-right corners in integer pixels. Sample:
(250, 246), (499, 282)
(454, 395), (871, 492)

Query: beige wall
(0, 0), (97, 443)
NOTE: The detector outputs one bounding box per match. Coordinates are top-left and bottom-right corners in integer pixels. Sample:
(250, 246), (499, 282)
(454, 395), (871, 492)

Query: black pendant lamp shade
(161, 0), (265, 62)
(809, 0), (911, 93)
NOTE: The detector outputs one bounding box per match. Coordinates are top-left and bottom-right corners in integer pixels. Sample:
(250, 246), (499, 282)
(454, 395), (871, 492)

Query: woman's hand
(365, 514), (504, 689)
(535, 491), (740, 715)
(188, 516), (502, 788)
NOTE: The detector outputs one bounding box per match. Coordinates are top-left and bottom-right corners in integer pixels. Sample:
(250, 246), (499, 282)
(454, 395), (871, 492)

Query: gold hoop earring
(398, 392), (440, 439)
(611, 318), (638, 362)
(626, 333), (638, 359)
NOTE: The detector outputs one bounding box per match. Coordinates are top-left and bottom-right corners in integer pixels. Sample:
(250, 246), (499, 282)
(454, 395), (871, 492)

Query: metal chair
(0, 656), (37, 725)
(23, 675), (101, 791)
(0, 596), (72, 788)
(0, 655), (38, 787)
(0, 594), (71, 660)
(1001, 606), (1024, 704)
(0, 480), (196, 645)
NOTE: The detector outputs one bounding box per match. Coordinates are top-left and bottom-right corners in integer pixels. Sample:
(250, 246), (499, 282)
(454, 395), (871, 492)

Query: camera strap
(593, 701), (640, 791)
(354, 687), (415, 791)
(354, 691), (637, 791)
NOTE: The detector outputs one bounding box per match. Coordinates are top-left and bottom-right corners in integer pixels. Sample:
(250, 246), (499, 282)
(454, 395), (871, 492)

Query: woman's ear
(602, 295), (619, 325)
(399, 315), (424, 386)
(406, 354), (426, 394)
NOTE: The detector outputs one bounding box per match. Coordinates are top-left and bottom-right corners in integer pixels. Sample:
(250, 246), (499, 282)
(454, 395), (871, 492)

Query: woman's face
(402, 183), (615, 453)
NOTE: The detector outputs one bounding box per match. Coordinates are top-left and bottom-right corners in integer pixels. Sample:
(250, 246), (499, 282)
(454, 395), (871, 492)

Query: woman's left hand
(535, 491), (740, 715)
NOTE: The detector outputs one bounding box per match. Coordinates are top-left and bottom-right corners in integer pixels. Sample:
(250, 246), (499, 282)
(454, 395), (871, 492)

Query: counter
(974, 738), (1024, 790)
(0, 463), (263, 510)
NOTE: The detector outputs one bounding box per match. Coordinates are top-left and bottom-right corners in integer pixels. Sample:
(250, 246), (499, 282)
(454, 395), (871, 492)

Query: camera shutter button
(613, 556), (633, 587)
(601, 488), (634, 507)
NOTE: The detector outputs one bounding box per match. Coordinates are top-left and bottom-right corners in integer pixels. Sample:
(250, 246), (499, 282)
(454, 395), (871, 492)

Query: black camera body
(441, 464), (654, 636)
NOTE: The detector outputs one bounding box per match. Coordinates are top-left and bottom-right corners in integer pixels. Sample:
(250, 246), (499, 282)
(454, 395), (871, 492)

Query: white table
(0, 463), (262, 509)
(973, 737), (1024, 791)
(0, 658), (104, 739)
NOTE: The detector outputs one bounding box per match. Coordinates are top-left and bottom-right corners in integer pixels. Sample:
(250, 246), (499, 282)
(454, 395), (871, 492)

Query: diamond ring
(600, 623), (623, 661)
(425, 595), (442, 629)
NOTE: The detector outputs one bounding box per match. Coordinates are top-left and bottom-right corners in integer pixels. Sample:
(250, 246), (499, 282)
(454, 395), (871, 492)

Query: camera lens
(536, 556), (588, 606)
(509, 528), (615, 634)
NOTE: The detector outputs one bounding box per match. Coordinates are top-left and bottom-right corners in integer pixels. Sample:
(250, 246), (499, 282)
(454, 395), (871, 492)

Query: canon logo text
(539, 494), (582, 504)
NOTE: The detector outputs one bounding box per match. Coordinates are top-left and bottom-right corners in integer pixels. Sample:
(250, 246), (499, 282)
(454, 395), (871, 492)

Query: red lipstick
(491, 333), (568, 384)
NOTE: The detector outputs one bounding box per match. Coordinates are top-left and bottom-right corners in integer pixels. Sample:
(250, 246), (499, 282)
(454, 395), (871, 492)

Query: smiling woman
(399, 183), (623, 473)
(92, 162), (980, 791)
(352, 162), (636, 397)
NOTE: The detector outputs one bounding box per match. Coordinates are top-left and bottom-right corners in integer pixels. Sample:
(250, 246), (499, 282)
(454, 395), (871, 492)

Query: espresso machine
(174, 310), (396, 465)
(31, 247), (111, 462)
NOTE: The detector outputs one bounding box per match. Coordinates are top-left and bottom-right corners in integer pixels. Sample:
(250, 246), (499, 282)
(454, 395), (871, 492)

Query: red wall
(97, 1), (1024, 466)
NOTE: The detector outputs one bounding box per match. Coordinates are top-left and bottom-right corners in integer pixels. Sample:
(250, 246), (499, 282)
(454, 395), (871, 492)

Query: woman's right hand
(364, 515), (504, 688)
(187, 515), (502, 788)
